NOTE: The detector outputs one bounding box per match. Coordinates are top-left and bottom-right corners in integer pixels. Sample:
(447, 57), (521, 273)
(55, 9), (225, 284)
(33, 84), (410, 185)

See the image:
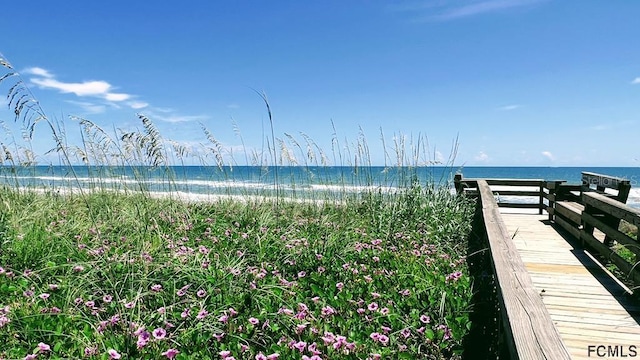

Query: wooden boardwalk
(502, 211), (640, 359)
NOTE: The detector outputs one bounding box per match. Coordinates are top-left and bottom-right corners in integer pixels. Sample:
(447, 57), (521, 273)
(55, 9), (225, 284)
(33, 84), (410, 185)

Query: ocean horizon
(2, 165), (639, 207)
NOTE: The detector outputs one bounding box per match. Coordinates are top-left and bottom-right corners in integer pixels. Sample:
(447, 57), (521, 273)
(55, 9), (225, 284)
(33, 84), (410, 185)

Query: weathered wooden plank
(582, 172), (630, 191)
(582, 212), (640, 258)
(497, 203), (542, 209)
(555, 202), (584, 224)
(493, 190), (543, 197)
(478, 180), (571, 360)
(465, 178), (545, 186)
(580, 230), (640, 285)
(553, 215), (581, 239)
(583, 192), (640, 227)
(501, 211), (640, 360)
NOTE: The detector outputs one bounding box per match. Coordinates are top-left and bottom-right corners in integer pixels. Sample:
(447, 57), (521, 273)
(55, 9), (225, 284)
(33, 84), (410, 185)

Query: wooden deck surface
(501, 212), (640, 359)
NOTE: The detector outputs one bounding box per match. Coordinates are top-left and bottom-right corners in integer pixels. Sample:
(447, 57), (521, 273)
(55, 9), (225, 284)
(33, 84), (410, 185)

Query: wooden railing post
(538, 182), (544, 215)
(545, 181), (565, 222)
(454, 173), (463, 194)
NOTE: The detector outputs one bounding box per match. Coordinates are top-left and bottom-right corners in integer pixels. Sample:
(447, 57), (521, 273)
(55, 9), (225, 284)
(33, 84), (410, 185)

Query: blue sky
(1, 0), (639, 166)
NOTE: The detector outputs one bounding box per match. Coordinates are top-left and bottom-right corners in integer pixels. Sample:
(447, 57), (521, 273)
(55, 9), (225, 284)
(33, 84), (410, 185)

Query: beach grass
(0, 184), (475, 359)
(0, 52), (480, 359)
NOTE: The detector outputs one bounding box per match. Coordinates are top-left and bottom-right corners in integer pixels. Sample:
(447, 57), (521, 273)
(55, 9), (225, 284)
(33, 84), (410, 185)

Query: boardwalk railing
(472, 180), (570, 359)
(581, 191), (640, 286)
(454, 174), (554, 214)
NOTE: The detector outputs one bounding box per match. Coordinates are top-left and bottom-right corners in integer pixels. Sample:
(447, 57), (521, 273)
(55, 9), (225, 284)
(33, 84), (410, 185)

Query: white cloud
(24, 67), (54, 78)
(435, 150), (444, 163)
(129, 101), (149, 109)
(26, 66), (133, 103)
(399, 0), (547, 22)
(436, 0), (545, 20)
(475, 151), (489, 162)
(541, 151), (555, 161)
(31, 78), (111, 97)
(143, 110), (209, 123)
(65, 100), (107, 114)
(105, 93), (131, 102)
(227, 103), (240, 109)
(590, 124), (609, 131)
(631, 77), (640, 84)
(498, 104), (521, 111)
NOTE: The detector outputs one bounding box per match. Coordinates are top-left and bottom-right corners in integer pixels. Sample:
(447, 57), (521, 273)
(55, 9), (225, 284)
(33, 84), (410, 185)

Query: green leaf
(425, 328), (435, 340)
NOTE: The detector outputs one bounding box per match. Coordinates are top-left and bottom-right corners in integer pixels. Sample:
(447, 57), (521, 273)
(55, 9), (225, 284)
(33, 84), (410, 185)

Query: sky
(1, 0), (639, 167)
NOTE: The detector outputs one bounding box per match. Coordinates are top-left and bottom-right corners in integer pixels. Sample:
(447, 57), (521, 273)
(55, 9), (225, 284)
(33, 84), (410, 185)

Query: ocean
(1, 166), (639, 208)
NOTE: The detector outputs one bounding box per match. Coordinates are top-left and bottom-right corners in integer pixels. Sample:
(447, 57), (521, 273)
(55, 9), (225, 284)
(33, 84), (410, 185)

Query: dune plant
(0, 52), (478, 359)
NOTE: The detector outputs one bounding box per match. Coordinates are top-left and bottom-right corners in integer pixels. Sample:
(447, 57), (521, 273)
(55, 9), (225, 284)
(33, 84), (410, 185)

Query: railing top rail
(582, 172), (630, 189)
(476, 180), (570, 359)
(582, 192), (640, 227)
(463, 178), (545, 186)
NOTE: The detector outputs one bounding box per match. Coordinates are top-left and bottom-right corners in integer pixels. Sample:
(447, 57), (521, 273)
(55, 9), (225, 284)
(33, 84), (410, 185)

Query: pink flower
(228, 307), (238, 316)
(38, 293), (50, 300)
(219, 314), (229, 323)
(84, 346), (98, 357)
(336, 282), (344, 291)
(292, 341), (307, 352)
(176, 284), (190, 297)
(367, 302), (378, 311)
(103, 295), (113, 303)
(380, 307), (390, 315)
(256, 353), (267, 360)
(24, 355), (37, 360)
(73, 265), (84, 272)
(321, 332), (336, 345)
(197, 308), (208, 319)
(248, 317), (259, 325)
(151, 284), (163, 292)
(297, 271), (306, 278)
(152, 327), (167, 339)
(108, 349), (121, 359)
(420, 314), (431, 324)
(196, 289), (207, 298)
(266, 353), (280, 360)
(161, 348), (179, 359)
(219, 350), (232, 358)
(181, 308), (191, 319)
(446, 271), (463, 282)
(321, 306), (336, 316)
(37, 342), (51, 352)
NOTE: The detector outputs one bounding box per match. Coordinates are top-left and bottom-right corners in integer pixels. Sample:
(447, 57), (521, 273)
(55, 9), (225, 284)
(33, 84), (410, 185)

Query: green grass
(0, 51), (480, 359)
(0, 185), (476, 359)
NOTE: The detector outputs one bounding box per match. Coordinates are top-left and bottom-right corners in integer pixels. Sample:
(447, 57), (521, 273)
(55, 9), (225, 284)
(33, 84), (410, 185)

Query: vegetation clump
(0, 186), (475, 359)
